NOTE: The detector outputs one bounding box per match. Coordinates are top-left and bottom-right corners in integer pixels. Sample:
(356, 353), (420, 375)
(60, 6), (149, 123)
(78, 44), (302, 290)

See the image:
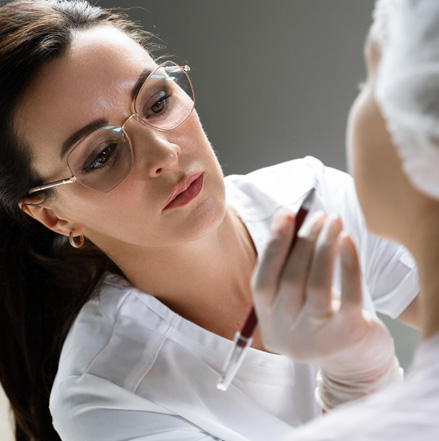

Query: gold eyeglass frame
(28, 61), (194, 196)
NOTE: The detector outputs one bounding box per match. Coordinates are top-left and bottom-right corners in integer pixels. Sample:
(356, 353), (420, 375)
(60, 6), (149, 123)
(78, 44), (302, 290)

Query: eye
(83, 143), (117, 172)
(151, 95), (167, 113)
(145, 92), (171, 118)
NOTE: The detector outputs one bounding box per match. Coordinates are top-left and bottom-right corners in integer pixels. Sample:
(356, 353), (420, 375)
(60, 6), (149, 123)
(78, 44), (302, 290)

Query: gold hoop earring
(69, 231), (85, 249)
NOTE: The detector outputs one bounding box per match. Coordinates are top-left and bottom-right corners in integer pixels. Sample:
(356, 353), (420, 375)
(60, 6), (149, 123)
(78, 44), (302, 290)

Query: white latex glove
(251, 209), (402, 410)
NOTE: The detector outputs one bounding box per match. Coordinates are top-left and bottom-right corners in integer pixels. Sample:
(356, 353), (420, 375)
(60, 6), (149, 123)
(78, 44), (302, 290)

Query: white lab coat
(50, 157), (419, 441)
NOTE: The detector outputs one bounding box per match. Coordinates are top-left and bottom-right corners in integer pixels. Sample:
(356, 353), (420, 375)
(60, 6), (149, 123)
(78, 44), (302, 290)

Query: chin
(176, 195), (226, 245)
(197, 198), (226, 236)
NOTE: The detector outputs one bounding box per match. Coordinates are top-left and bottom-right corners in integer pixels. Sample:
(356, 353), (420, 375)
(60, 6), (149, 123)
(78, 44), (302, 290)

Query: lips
(163, 172), (204, 210)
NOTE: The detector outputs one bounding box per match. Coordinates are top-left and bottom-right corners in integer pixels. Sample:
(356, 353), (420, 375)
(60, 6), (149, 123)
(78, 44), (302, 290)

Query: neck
(108, 205), (258, 340)
(404, 207), (439, 342)
(412, 255), (439, 342)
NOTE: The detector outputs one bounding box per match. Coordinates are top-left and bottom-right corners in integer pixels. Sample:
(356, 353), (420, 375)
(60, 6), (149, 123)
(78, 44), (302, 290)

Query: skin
(19, 25), (260, 347)
(347, 24), (438, 340)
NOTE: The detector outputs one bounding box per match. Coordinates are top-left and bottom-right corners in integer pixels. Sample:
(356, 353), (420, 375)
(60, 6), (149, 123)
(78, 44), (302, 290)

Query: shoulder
(49, 373), (172, 441)
(224, 156), (357, 221)
(225, 156), (327, 198)
(53, 273), (179, 387)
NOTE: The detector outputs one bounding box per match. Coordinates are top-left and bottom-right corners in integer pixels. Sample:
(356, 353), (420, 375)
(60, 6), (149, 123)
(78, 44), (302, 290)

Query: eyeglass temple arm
(28, 176), (77, 195)
(166, 65), (190, 73)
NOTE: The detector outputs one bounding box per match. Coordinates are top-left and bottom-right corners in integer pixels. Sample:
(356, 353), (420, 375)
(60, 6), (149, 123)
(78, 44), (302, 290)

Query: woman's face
(17, 26), (226, 251)
(346, 24), (417, 241)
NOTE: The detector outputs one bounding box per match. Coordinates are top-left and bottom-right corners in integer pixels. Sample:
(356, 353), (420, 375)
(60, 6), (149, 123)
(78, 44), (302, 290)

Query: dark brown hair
(0, 1), (155, 439)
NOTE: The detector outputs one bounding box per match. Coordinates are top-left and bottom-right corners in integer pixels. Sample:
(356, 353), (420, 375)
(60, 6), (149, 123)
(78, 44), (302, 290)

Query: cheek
(347, 90), (407, 239)
(61, 190), (162, 247)
(182, 112), (217, 156)
(177, 112), (224, 180)
(346, 93), (367, 182)
(346, 91), (388, 233)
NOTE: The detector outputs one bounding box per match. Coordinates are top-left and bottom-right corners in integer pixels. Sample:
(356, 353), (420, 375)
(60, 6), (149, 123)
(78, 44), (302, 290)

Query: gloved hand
(251, 209), (402, 410)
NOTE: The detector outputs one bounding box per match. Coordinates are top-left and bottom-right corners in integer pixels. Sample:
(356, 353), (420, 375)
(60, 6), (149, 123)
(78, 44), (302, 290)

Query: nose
(143, 134), (181, 178)
(125, 115), (181, 177)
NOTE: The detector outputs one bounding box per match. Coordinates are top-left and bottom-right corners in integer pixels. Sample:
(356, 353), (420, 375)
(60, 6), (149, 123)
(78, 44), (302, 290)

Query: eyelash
(83, 144), (118, 173)
(145, 93), (172, 118)
(78, 88), (174, 174)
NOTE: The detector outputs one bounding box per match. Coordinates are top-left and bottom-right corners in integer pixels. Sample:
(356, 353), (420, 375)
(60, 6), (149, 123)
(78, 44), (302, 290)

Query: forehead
(67, 25), (155, 78)
(15, 26), (156, 176)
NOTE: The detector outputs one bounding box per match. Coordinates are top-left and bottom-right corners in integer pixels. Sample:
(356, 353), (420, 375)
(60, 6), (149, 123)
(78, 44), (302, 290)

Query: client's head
(346, 0), (439, 243)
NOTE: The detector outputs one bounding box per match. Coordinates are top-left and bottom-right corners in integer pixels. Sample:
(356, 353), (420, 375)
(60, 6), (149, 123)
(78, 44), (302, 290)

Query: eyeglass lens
(66, 61), (194, 193)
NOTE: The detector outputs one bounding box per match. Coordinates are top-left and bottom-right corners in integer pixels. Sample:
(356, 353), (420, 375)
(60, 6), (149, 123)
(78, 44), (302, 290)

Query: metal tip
(216, 334), (253, 392)
(216, 370), (232, 391)
(216, 381), (228, 391)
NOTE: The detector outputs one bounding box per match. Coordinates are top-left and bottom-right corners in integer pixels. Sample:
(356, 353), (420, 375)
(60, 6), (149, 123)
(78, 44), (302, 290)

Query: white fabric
(375, 0), (439, 199)
(282, 334), (439, 441)
(49, 157), (419, 441)
(371, 0), (397, 47)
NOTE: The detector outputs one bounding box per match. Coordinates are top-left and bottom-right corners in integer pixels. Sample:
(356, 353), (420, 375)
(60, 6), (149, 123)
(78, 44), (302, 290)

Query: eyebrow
(60, 66), (154, 158)
(60, 118), (108, 158)
(131, 66), (153, 101)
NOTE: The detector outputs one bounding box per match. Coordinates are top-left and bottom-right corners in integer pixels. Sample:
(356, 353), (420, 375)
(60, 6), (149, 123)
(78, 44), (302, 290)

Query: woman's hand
(251, 209), (402, 409)
(252, 208), (397, 366)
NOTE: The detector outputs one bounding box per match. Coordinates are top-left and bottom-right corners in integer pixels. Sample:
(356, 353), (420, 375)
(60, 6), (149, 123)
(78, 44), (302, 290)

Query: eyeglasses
(28, 61), (195, 195)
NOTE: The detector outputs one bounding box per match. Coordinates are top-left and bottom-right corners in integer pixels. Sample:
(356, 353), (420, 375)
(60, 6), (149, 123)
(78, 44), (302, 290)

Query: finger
(251, 208), (296, 310)
(305, 215), (343, 316)
(274, 210), (327, 317)
(339, 232), (363, 312)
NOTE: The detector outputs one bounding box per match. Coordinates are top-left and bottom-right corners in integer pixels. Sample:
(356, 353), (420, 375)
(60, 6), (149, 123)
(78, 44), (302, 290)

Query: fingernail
(271, 208), (294, 234)
(340, 231), (354, 267)
(322, 214), (343, 239)
(298, 210), (326, 238)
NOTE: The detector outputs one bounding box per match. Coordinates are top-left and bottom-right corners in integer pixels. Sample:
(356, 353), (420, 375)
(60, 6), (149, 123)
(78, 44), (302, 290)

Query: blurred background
(0, 0), (419, 438)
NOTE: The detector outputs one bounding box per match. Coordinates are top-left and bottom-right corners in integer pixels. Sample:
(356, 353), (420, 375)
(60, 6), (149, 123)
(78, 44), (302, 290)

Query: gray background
(96, 0), (420, 368)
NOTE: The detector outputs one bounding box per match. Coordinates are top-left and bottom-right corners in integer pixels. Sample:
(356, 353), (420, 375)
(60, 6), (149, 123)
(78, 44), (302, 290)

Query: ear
(19, 197), (85, 238)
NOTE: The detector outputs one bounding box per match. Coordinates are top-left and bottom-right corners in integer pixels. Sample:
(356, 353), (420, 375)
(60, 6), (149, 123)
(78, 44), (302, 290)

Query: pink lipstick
(163, 172), (204, 210)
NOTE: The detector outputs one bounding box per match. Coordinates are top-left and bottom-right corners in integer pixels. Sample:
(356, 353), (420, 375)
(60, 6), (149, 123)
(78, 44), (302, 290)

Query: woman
(252, 0), (439, 439)
(0, 1), (419, 440)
